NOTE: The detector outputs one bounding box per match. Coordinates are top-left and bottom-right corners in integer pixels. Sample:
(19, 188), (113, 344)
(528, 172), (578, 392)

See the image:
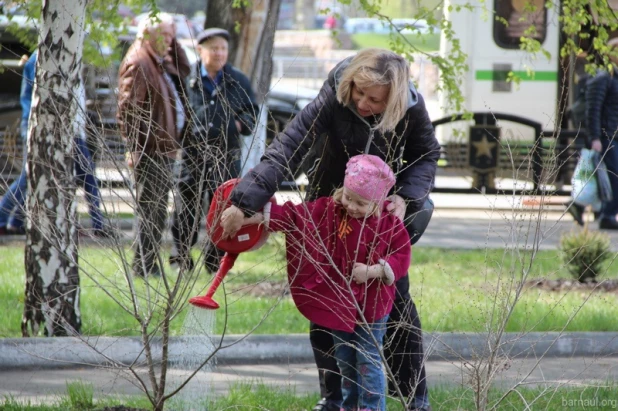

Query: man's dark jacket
(586, 68), (618, 146)
(230, 56), (441, 215)
(186, 62), (257, 150)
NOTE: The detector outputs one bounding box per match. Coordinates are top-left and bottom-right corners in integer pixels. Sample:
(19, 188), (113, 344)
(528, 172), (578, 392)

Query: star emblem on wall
(472, 134), (497, 160)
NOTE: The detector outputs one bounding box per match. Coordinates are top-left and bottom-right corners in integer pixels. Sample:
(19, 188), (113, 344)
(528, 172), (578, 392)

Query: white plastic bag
(571, 148), (602, 211)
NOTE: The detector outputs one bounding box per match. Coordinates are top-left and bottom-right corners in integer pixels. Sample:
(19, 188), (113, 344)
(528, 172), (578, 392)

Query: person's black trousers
(171, 143), (240, 271)
(310, 274), (428, 405)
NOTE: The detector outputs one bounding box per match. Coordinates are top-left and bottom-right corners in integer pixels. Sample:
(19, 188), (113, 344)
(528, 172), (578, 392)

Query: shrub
(559, 228), (611, 282)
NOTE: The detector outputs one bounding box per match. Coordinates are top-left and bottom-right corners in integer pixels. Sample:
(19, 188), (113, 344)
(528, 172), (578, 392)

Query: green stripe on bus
(475, 70), (557, 81)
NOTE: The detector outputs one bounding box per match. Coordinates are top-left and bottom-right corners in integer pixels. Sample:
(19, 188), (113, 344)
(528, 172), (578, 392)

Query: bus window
(493, 0), (547, 49)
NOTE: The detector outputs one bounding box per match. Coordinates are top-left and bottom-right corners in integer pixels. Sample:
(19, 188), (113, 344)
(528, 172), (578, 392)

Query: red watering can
(188, 179), (272, 309)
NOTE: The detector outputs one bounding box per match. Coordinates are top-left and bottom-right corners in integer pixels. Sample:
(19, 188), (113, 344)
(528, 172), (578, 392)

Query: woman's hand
(386, 194), (406, 220)
(219, 205), (245, 239)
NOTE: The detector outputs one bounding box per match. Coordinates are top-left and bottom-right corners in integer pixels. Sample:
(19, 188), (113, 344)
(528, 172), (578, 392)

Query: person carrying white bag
(570, 148), (613, 225)
(583, 37), (618, 230)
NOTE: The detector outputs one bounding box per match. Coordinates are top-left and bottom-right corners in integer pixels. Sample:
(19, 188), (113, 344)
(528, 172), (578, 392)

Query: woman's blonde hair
(333, 187), (381, 218)
(336, 48), (410, 133)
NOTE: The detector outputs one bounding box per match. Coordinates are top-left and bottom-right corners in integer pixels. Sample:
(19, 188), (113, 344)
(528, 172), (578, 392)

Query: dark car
(264, 83), (317, 146)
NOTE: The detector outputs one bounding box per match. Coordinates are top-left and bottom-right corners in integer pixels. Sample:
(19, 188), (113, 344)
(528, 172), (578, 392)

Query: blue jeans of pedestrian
(601, 136), (618, 220)
(74, 138), (104, 231)
(0, 121), (27, 229)
(332, 315), (389, 411)
(0, 132), (104, 230)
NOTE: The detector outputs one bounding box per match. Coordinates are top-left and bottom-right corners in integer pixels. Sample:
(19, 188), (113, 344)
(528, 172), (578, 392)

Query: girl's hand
(386, 194), (406, 220)
(220, 205), (245, 239)
(351, 262), (383, 284)
(351, 263), (370, 284)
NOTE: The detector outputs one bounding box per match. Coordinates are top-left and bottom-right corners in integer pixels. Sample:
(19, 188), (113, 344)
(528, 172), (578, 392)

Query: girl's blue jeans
(332, 315), (389, 411)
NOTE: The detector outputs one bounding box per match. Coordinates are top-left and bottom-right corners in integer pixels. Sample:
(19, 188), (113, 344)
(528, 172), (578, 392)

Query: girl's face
(351, 83), (389, 117)
(341, 187), (376, 219)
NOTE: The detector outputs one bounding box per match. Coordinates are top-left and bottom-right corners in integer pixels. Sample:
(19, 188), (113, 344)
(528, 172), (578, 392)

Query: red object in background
(324, 15), (337, 29)
(189, 179), (274, 310)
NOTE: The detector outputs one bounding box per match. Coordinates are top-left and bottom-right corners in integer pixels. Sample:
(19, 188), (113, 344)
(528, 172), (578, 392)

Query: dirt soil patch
(231, 281), (289, 298)
(234, 279), (618, 297)
(524, 278), (618, 294)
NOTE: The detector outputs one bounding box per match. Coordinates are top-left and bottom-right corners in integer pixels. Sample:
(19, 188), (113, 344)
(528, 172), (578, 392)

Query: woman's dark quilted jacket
(230, 57), (441, 215)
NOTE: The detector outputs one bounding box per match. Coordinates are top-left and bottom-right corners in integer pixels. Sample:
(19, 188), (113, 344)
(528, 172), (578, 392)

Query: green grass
(0, 381), (151, 410)
(351, 33), (440, 52)
(206, 383), (618, 410)
(1, 238), (617, 338)
(3, 382), (617, 410)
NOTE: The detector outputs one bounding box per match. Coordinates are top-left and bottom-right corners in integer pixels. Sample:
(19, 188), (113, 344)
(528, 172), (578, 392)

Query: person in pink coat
(234, 154), (411, 410)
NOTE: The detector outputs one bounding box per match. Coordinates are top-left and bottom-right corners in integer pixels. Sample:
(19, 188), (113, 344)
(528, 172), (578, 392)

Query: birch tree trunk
(22, 0), (87, 337)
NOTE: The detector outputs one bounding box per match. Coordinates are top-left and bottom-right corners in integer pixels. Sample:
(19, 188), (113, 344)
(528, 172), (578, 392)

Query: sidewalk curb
(1, 332), (617, 370)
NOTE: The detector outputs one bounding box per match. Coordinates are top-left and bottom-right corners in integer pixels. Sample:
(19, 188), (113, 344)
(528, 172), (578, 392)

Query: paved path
(5, 171), (618, 250)
(5, 187), (615, 251)
(3, 357), (618, 406)
(93, 187), (618, 252)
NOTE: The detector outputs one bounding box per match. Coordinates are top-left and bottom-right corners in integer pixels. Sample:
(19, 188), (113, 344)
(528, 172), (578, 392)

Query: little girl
(232, 154), (411, 410)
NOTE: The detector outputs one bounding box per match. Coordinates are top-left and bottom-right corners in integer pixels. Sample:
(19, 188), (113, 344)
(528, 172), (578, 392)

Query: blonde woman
(221, 48), (439, 411)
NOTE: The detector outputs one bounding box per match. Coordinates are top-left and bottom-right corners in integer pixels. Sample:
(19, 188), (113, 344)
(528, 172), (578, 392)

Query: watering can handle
(204, 253), (238, 299)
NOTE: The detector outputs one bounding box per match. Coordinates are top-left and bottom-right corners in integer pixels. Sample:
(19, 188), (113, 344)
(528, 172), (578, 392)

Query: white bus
(438, 0), (561, 132)
(432, 0), (617, 192)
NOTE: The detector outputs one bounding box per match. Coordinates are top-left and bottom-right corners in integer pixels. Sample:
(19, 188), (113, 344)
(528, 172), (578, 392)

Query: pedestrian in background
(117, 13), (190, 277)
(0, 51), (34, 235)
(0, 50), (112, 238)
(169, 27), (257, 273)
(585, 37), (618, 230)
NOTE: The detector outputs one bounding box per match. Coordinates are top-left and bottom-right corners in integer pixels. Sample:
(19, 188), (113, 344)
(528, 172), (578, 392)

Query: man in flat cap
(170, 27), (258, 272)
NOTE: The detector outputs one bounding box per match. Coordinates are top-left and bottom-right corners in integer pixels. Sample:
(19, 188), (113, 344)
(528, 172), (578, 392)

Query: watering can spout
(189, 253), (238, 310)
